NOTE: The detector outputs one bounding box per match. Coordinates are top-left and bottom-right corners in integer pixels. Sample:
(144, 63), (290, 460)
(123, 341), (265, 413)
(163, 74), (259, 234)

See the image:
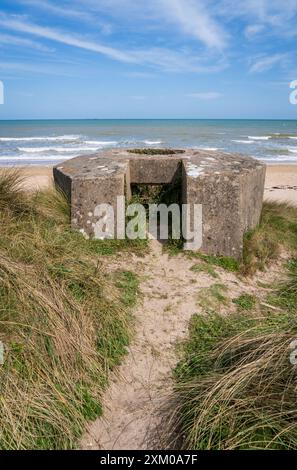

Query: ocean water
(0, 119), (297, 166)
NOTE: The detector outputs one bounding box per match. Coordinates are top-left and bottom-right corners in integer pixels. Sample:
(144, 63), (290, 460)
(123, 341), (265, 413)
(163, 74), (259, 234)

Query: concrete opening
(127, 153), (184, 246)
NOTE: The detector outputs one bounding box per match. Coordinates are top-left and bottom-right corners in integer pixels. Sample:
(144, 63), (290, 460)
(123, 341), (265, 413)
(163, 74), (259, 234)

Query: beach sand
(1, 164), (297, 206)
(264, 165), (297, 206)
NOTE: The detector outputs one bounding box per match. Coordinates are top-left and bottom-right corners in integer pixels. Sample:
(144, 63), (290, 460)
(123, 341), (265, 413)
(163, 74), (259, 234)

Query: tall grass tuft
(242, 201), (297, 274)
(0, 170), (139, 449)
(166, 256), (297, 450)
(0, 169), (29, 214)
(164, 200), (297, 450)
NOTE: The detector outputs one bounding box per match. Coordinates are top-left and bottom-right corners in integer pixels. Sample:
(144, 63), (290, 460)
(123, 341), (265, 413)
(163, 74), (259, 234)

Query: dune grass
(165, 201), (297, 276)
(166, 200), (297, 450)
(0, 171), (141, 449)
(242, 201), (297, 274)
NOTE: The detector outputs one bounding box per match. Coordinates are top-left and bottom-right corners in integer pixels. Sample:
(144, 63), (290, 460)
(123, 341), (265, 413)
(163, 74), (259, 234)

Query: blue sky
(0, 0), (297, 119)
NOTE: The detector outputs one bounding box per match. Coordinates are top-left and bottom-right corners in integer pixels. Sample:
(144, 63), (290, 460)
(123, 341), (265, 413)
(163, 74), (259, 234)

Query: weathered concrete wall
(239, 166), (266, 234)
(53, 149), (266, 259)
(129, 156), (182, 184)
(182, 164), (243, 258)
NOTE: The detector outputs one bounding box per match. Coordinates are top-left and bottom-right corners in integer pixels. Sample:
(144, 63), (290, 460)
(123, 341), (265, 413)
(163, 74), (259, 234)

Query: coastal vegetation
(1, 169), (297, 450)
(166, 201), (297, 450)
(0, 170), (141, 449)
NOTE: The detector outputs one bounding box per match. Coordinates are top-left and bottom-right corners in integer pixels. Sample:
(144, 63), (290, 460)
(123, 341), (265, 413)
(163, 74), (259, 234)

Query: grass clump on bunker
(0, 170), (139, 449)
(127, 148), (185, 155)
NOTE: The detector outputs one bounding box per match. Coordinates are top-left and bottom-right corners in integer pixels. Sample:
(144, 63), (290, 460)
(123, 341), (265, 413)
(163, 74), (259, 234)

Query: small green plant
(115, 270), (139, 307)
(199, 254), (239, 272)
(190, 263), (219, 278)
(232, 293), (256, 311)
(197, 283), (229, 310)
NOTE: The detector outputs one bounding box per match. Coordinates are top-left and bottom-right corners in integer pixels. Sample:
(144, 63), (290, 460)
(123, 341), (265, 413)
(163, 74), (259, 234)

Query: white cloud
(69, 0), (228, 48)
(0, 14), (228, 73)
(0, 60), (74, 76)
(135, 47), (228, 73)
(20, 0), (92, 20)
(0, 16), (136, 63)
(0, 32), (54, 52)
(187, 92), (222, 100)
(159, 0), (228, 49)
(130, 95), (146, 100)
(124, 71), (156, 79)
(19, 0), (113, 34)
(218, 0), (297, 35)
(244, 24), (265, 38)
(249, 53), (288, 73)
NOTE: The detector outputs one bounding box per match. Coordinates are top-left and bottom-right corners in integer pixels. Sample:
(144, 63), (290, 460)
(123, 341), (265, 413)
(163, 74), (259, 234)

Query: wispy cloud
(0, 60), (75, 76)
(158, 0), (228, 49)
(0, 14), (227, 73)
(0, 32), (54, 52)
(124, 71), (156, 79)
(187, 92), (223, 100)
(218, 0), (297, 37)
(249, 53), (288, 73)
(135, 48), (228, 73)
(20, 0), (93, 21)
(69, 0), (228, 48)
(0, 15), (136, 63)
(244, 24), (265, 38)
(130, 95), (146, 100)
(19, 0), (113, 34)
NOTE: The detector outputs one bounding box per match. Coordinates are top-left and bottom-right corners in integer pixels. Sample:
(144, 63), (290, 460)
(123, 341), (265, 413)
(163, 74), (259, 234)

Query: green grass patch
(190, 263), (219, 278)
(193, 253), (239, 272)
(197, 283), (229, 311)
(127, 148), (185, 155)
(242, 201), (297, 274)
(232, 293), (256, 311)
(168, 255), (297, 450)
(163, 201), (297, 277)
(0, 170), (140, 450)
(115, 270), (139, 307)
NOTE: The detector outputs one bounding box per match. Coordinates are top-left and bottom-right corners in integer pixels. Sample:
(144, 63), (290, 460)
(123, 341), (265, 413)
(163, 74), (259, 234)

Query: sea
(1, 119), (297, 166)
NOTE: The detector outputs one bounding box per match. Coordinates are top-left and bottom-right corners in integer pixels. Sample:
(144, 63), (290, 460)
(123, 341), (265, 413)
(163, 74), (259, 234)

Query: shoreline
(0, 164), (297, 206)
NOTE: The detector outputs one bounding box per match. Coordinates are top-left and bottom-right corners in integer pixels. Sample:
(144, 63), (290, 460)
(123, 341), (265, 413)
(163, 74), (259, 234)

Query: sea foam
(248, 136), (271, 141)
(0, 135), (81, 142)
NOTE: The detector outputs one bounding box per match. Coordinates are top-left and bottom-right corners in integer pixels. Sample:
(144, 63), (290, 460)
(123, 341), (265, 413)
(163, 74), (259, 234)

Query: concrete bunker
(53, 148), (266, 259)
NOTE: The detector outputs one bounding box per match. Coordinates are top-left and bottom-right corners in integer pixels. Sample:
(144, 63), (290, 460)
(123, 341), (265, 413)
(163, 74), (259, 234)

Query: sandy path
(80, 239), (280, 450)
(80, 240), (204, 449)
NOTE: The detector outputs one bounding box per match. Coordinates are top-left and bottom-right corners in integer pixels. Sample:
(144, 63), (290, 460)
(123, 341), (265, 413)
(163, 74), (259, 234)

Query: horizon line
(1, 117), (297, 122)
